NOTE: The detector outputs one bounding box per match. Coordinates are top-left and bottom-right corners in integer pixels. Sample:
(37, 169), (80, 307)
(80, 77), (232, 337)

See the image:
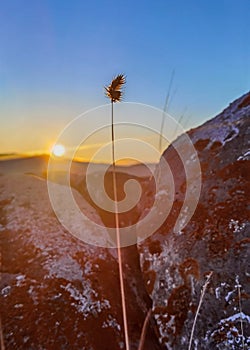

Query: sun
(52, 144), (65, 157)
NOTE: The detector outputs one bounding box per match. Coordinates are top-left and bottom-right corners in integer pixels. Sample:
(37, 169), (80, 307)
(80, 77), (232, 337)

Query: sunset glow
(0, 2), (248, 159)
(51, 144), (65, 157)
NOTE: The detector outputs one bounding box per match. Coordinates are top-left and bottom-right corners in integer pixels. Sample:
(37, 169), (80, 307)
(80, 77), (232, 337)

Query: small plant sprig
(105, 74), (126, 104)
(105, 74), (126, 170)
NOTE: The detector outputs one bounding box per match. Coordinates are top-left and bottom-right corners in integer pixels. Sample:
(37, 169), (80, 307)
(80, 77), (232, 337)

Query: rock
(138, 92), (250, 349)
(0, 172), (161, 349)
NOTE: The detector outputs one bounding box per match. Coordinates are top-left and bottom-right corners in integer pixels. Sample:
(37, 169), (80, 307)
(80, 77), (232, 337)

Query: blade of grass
(172, 106), (188, 139)
(159, 69), (175, 153)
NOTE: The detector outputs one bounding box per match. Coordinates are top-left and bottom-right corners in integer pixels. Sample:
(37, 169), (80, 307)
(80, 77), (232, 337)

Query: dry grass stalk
(138, 308), (152, 350)
(236, 275), (245, 349)
(159, 69), (175, 153)
(0, 253), (5, 350)
(188, 271), (213, 350)
(105, 75), (130, 350)
(0, 317), (5, 350)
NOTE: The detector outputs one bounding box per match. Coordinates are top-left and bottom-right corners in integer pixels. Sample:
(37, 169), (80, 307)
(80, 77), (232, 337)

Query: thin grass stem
(0, 253), (5, 350)
(236, 275), (245, 349)
(111, 101), (130, 350)
(0, 317), (4, 350)
(159, 69), (175, 153)
(188, 271), (213, 350)
(138, 308), (152, 350)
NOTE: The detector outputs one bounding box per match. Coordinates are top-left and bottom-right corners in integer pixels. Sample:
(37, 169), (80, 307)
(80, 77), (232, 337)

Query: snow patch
(16, 274), (26, 287)
(45, 255), (83, 281)
(229, 219), (246, 233)
(237, 150), (250, 161)
(102, 314), (121, 331)
(61, 282), (110, 320)
(1, 285), (11, 297)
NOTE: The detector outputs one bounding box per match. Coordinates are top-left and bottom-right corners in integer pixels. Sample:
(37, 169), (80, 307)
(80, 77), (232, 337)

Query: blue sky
(0, 0), (249, 155)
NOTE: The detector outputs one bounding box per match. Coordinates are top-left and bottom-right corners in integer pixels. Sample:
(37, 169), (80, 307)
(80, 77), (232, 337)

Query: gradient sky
(0, 0), (249, 159)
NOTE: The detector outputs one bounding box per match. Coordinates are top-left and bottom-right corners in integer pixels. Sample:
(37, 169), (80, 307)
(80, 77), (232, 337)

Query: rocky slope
(0, 92), (249, 349)
(139, 92), (250, 349)
(0, 172), (160, 349)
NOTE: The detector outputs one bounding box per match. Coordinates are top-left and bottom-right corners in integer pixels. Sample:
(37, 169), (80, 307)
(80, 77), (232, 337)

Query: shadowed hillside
(138, 91), (250, 349)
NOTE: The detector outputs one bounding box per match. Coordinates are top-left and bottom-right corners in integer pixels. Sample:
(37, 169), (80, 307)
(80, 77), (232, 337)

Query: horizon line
(0, 152), (158, 166)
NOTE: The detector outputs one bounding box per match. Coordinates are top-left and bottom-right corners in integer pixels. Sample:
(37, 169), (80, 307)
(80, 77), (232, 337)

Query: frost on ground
(0, 173), (125, 349)
(0, 168), (161, 349)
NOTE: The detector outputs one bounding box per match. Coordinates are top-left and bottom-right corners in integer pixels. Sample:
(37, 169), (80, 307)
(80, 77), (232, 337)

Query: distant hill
(0, 152), (17, 158)
(0, 153), (156, 178)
